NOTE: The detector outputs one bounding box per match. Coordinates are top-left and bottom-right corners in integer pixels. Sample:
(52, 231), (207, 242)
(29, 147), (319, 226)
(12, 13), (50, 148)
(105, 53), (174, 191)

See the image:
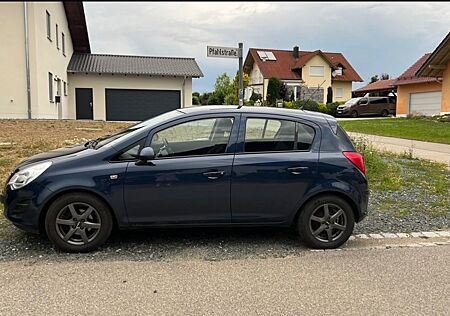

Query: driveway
(348, 132), (450, 166)
(1, 241), (449, 315)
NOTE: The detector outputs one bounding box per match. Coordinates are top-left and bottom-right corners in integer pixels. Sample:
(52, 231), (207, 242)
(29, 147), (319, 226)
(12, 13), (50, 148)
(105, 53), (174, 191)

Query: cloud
(84, 2), (450, 92)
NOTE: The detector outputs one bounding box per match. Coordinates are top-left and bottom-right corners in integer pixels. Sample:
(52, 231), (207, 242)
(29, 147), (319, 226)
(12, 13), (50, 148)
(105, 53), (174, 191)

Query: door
(231, 115), (319, 224)
(106, 89), (180, 121)
(357, 97), (370, 115)
(75, 88), (93, 120)
(123, 115), (239, 224)
(410, 92), (441, 116)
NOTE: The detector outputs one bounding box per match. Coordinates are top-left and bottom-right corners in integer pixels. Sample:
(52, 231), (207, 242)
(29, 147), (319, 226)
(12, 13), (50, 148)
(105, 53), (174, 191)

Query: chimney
(293, 46), (299, 59)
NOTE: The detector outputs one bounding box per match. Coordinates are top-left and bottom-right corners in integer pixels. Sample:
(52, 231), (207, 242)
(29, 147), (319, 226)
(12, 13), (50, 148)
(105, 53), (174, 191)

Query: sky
(83, 1), (450, 93)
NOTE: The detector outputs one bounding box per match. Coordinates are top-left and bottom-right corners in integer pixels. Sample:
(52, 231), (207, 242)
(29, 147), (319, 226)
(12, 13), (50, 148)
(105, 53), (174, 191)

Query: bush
(326, 102), (340, 116)
(266, 77), (282, 105)
(245, 100), (255, 106)
(250, 92), (262, 102)
(318, 103), (328, 113)
(293, 100), (320, 111)
(283, 101), (297, 109)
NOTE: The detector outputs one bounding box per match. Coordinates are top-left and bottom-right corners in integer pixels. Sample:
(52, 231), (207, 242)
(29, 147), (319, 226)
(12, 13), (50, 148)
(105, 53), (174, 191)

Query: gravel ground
(1, 193), (448, 262)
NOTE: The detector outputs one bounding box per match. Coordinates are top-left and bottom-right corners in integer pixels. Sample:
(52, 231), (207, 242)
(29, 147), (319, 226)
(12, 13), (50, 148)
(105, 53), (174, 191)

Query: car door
(357, 97), (370, 115)
(231, 114), (320, 224)
(123, 114), (239, 225)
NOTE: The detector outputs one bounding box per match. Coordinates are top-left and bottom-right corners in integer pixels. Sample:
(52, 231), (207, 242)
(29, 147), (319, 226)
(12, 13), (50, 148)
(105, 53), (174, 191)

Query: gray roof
(67, 53), (203, 77)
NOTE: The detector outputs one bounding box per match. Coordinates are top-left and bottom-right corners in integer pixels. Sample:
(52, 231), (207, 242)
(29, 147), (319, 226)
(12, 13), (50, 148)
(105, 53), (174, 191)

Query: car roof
(178, 105), (336, 126)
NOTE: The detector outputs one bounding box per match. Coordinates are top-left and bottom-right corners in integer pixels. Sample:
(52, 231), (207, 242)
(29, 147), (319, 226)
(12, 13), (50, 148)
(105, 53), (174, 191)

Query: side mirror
(137, 146), (155, 162)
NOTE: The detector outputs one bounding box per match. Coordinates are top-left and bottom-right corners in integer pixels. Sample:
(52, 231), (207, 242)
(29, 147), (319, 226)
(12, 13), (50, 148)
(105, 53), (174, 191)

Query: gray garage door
(409, 91), (441, 116)
(105, 89), (181, 121)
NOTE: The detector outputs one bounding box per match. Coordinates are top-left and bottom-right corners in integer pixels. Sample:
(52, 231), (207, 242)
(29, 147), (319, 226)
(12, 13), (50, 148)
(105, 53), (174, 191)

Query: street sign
(207, 43), (244, 107)
(207, 46), (241, 58)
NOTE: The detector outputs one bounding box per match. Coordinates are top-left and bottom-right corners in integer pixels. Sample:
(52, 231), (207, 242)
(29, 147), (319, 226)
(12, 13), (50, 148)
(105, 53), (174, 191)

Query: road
(347, 132), (450, 166)
(1, 242), (449, 315)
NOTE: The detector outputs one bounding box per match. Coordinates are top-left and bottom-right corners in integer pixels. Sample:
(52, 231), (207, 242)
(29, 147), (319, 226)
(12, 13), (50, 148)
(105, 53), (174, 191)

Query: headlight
(8, 161), (52, 190)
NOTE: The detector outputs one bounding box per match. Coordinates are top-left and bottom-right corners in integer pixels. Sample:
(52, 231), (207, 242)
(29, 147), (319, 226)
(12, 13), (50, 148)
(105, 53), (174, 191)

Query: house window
(309, 66), (324, 77)
(48, 73), (53, 102)
(46, 11), (51, 40)
(336, 87), (344, 98)
(56, 24), (59, 49)
(64, 81), (67, 96)
(62, 33), (65, 56)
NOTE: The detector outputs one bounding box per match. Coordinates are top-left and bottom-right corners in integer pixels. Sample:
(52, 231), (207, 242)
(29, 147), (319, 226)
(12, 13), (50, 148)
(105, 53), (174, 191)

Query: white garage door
(409, 91), (441, 116)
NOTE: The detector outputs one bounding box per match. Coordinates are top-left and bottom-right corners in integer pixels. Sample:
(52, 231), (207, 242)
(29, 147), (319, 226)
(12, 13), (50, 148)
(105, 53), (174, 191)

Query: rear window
(336, 125), (356, 151)
(244, 118), (315, 153)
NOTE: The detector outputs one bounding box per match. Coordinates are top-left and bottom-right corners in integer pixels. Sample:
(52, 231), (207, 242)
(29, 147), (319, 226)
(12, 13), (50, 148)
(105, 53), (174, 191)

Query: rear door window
(244, 118), (315, 152)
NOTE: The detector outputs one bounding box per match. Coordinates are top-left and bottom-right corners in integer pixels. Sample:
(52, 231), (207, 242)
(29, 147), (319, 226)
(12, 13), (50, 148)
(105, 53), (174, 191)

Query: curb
(349, 230), (450, 240)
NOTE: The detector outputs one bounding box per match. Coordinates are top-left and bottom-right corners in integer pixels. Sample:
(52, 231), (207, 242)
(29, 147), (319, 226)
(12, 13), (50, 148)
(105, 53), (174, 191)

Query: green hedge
(283, 100), (341, 116)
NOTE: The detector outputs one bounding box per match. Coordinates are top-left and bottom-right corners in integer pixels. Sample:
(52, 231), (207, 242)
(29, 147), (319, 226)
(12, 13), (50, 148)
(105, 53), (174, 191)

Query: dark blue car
(3, 106), (368, 252)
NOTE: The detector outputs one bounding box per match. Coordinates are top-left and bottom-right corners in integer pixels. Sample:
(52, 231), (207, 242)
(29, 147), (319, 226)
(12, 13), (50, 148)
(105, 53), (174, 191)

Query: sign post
(207, 43), (244, 107)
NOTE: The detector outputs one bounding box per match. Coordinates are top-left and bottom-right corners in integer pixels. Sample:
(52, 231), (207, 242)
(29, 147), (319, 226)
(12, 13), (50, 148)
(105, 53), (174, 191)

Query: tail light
(343, 151), (366, 175)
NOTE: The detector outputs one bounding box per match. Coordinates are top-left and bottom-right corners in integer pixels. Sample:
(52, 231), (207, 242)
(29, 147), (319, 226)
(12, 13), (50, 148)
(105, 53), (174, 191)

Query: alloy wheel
(55, 202), (101, 245)
(308, 203), (347, 243)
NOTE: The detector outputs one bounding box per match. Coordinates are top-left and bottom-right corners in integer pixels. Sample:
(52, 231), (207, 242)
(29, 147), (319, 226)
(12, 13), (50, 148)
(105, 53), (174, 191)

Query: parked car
(2, 106), (368, 252)
(336, 96), (396, 117)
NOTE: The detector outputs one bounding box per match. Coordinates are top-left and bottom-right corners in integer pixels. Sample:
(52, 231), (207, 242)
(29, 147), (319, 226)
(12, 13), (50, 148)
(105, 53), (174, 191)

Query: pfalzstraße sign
(207, 46), (241, 58)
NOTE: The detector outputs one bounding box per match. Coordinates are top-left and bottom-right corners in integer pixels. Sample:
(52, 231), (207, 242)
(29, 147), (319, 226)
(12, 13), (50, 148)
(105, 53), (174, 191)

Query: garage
(105, 89), (181, 121)
(409, 91), (442, 116)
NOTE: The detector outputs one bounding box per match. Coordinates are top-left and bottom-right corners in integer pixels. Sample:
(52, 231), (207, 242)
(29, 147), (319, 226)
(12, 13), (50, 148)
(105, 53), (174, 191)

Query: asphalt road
(1, 245), (449, 315)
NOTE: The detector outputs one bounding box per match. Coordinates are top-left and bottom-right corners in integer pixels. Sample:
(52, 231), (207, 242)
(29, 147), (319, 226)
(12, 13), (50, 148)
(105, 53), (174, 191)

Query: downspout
(23, 2), (32, 119)
(182, 75), (186, 108)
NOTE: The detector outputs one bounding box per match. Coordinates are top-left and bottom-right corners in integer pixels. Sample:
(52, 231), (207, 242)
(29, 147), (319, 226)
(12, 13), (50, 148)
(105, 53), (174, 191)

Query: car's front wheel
(45, 193), (113, 253)
(297, 195), (355, 249)
(350, 110), (358, 118)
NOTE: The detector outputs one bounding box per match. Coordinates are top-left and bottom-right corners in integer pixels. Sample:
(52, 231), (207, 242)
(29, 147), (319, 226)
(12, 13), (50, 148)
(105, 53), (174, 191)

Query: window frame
(146, 114), (240, 160)
(335, 87), (344, 98)
(62, 32), (66, 56)
(48, 72), (53, 102)
(56, 24), (59, 49)
(63, 81), (67, 96)
(237, 114), (317, 155)
(46, 11), (51, 41)
(309, 65), (324, 77)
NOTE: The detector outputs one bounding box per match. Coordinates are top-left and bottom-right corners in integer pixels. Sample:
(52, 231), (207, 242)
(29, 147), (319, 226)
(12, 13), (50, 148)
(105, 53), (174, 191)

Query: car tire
(297, 195), (355, 249)
(381, 109), (389, 117)
(45, 193), (113, 253)
(350, 110), (358, 118)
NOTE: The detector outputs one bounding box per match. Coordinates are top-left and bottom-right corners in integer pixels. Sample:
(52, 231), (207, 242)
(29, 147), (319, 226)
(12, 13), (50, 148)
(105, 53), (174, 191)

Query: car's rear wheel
(350, 110), (358, 118)
(381, 109), (389, 117)
(45, 193), (113, 253)
(297, 195), (354, 249)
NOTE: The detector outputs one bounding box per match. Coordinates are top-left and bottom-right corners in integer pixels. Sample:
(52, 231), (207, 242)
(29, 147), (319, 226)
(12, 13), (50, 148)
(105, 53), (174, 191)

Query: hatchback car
(3, 106), (368, 252)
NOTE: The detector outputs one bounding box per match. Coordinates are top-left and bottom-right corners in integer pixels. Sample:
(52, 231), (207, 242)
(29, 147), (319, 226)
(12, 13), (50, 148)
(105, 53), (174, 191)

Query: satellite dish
(332, 70), (337, 77)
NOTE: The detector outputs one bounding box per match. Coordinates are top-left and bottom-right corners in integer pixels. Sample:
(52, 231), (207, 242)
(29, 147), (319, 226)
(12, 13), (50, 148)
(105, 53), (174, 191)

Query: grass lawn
(339, 117), (450, 144)
(0, 119), (449, 221)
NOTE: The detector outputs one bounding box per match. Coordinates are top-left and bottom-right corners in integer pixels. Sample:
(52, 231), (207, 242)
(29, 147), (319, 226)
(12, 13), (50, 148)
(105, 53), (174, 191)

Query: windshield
(344, 98), (360, 106)
(91, 110), (183, 149)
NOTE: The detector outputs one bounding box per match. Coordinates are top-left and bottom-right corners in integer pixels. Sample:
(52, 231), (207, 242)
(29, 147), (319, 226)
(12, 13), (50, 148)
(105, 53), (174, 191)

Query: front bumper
(336, 108), (350, 116)
(2, 183), (52, 234)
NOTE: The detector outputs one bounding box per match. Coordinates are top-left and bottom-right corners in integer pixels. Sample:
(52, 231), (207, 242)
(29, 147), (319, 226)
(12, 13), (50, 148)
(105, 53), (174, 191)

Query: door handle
(203, 170), (225, 180)
(287, 166), (309, 175)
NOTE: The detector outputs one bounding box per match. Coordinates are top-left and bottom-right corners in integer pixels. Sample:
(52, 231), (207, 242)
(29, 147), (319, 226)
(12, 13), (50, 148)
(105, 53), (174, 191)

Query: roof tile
(68, 53), (204, 77)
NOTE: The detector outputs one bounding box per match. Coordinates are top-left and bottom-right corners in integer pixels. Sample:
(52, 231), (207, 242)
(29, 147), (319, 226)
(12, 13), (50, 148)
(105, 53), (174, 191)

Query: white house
(0, 2), (203, 121)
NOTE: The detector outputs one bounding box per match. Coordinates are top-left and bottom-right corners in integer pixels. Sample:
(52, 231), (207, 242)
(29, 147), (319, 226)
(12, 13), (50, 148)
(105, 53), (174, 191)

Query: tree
(266, 77), (282, 105)
(213, 73), (233, 104)
(207, 92), (222, 105)
(370, 75), (379, 84)
(380, 73), (390, 80)
(192, 92), (200, 105)
(279, 83), (288, 101)
(326, 86), (333, 104)
(232, 73), (250, 105)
